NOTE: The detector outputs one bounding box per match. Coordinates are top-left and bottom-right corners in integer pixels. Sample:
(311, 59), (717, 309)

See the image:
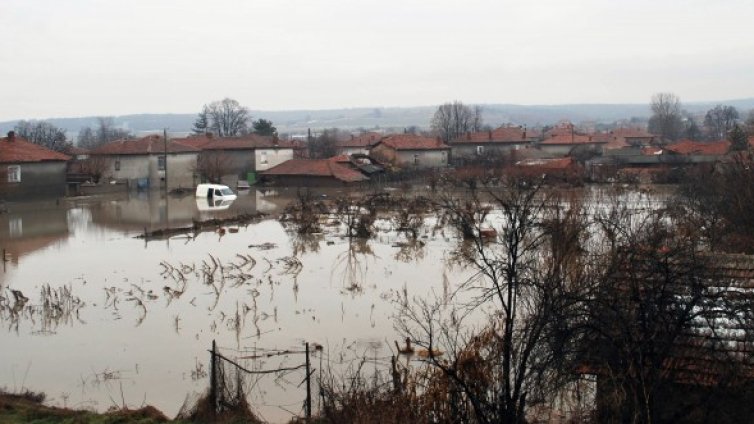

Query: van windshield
(220, 188), (234, 196)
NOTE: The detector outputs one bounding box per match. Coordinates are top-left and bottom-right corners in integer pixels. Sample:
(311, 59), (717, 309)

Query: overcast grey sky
(2, 0), (753, 121)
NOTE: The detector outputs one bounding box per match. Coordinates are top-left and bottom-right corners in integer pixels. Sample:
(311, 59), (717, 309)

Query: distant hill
(2, 99), (753, 141)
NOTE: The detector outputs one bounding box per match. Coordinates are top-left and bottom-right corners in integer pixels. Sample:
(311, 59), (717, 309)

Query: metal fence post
(305, 342), (312, 420)
(210, 339), (217, 416)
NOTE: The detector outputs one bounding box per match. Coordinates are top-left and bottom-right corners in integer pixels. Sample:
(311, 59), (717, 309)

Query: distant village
(2, 97), (754, 201)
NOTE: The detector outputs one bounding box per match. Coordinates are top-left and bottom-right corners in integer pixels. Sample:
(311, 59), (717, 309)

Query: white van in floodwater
(195, 184), (238, 201)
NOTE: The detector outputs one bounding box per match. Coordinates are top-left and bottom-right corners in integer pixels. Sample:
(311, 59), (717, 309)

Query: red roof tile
(451, 126), (532, 144)
(376, 134), (449, 150)
(174, 134), (296, 150)
(90, 135), (200, 155)
(0, 134), (70, 164)
(666, 139), (730, 156)
(336, 132), (384, 148)
(544, 121), (577, 138)
(540, 134), (606, 145)
(261, 159), (368, 183)
(603, 127), (656, 150)
(641, 146), (663, 156)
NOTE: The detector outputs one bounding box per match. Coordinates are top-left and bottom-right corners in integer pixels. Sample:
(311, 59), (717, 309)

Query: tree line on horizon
(9, 94), (754, 154)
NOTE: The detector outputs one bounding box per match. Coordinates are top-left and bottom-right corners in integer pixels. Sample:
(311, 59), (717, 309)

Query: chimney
(522, 125), (527, 140)
(488, 130), (492, 141)
(7, 131), (15, 142)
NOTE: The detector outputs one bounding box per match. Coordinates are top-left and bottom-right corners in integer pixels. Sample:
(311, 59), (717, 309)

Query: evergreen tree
(252, 119), (277, 136)
(192, 106), (210, 135)
(728, 123), (749, 151)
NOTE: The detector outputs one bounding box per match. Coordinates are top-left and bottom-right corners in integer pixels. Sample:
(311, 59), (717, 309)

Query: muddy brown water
(0, 186), (671, 422)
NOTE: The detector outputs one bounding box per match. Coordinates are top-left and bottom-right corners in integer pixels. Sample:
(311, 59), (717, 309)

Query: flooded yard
(0, 185), (672, 422)
(0, 188), (481, 422)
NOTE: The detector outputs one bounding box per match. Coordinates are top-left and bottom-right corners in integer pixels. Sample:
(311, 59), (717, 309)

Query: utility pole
(163, 128), (170, 231)
(163, 128), (168, 192)
(210, 340), (217, 416)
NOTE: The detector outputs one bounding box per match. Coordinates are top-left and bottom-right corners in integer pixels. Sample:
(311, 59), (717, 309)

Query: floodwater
(0, 185), (673, 422)
(0, 188), (480, 422)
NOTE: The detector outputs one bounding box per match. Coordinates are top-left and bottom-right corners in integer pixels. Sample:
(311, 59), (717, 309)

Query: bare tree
(78, 117), (132, 149)
(676, 153), (754, 253)
(728, 123), (749, 151)
(194, 151), (233, 183)
(745, 110), (754, 136)
(13, 120), (70, 152)
(309, 128), (340, 159)
(581, 202), (754, 423)
(648, 93), (684, 142)
(431, 101), (481, 142)
(704, 104), (739, 140)
(683, 117), (703, 141)
(472, 105), (484, 132)
(196, 98), (250, 137)
(78, 156), (112, 183)
(397, 178), (588, 423)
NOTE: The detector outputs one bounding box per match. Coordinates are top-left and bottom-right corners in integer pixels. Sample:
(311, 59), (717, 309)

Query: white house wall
(104, 153), (197, 190)
(255, 148), (293, 172)
(451, 143), (525, 160)
(395, 150), (449, 168)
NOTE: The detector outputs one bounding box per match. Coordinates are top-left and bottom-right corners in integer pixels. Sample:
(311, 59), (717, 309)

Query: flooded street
(0, 185), (674, 422)
(0, 188), (482, 422)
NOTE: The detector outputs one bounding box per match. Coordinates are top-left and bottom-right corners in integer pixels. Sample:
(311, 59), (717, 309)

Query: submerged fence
(205, 339), (406, 421)
(208, 340), (314, 419)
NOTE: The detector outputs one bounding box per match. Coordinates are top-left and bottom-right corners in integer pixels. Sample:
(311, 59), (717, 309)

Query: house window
(114, 159), (121, 171)
(260, 151), (268, 165)
(476, 146), (484, 155)
(158, 156), (166, 171)
(7, 165), (20, 183)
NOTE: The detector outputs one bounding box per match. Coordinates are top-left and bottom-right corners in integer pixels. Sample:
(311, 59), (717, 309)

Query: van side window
(215, 189), (222, 197)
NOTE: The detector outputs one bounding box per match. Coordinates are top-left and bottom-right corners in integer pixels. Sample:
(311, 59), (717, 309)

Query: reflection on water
(0, 188), (474, 422)
(0, 186), (671, 422)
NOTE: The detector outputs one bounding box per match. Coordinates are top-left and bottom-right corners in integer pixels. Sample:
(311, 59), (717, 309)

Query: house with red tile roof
(538, 133), (608, 157)
(544, 121), (579, 138)
(89, 134), (200, 190)
(370, 134), (450, 169)
(174, 133), (297, 185)
(448, 126), (536, 161)
(259, 157), (369, 186)
(665, 139), (731, 157)
(509, 157), (584, 184)
(603, 128), (657, 150)
(1, 131), (71, 200)
(335, 132), (384, 156)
